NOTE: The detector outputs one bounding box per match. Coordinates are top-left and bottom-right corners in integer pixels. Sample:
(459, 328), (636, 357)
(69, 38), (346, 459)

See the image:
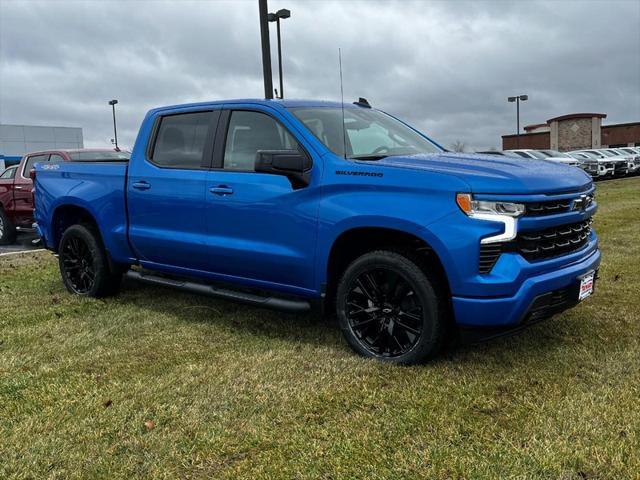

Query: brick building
(502, 113), (640, 151)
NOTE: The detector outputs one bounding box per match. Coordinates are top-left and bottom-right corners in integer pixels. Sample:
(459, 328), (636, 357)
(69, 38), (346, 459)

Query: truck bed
(34, 161), (133, 262)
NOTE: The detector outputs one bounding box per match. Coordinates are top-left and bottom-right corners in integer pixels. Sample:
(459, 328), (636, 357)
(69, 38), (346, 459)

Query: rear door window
(151, 111), (215, 169)
(23, 154), (50, 176)
(1, 167), (17, 179)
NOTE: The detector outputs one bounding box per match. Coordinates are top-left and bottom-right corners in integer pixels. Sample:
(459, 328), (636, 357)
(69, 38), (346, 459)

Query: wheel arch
(323, 226), (452, 315)
(50, 203), (102, 252)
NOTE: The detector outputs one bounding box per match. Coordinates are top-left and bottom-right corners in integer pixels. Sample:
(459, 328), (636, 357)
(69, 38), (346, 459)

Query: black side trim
(125, 270), (311, 313)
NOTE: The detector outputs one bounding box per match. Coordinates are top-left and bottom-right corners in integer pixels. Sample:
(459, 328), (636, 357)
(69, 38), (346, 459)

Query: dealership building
(502, 113), (640, 151)
(0, 124), (84, 170)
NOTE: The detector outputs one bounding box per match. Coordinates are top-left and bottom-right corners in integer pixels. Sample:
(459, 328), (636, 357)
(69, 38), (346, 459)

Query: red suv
(0, 149), (129, 244)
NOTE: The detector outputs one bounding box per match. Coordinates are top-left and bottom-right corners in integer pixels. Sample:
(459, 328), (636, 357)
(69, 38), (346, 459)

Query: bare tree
(451, 140), (466, 152)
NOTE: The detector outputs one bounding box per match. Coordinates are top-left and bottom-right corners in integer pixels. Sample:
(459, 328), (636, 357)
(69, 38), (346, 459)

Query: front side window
(23, 154), (49, 175)
(49, 154), (65, 163)
(151, 111), (212, 169)
(1, 166), (17, 179)
(223, 110), (299, 171)
(290, 107), (441, 160)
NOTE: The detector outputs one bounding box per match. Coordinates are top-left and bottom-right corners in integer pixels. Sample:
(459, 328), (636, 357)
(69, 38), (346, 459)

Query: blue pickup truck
(33, 98), (600, 364)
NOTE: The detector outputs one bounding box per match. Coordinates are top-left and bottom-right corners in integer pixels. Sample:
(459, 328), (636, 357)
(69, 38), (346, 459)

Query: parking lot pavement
(0, 233), (44, 256)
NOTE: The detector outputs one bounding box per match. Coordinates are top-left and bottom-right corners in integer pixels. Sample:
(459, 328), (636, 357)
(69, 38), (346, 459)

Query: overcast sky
(1, 0), (639, 151)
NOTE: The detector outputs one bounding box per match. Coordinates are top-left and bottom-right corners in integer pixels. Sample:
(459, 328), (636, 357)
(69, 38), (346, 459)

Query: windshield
(68, 150), (130, 161)
(582, 151), (606, 158)
(597, 150), (616, 157)
(542, 150), (570, 158)
(289, 107), (441, 159)
(522, 150), (548, 160)
(605, 149), (622, 156)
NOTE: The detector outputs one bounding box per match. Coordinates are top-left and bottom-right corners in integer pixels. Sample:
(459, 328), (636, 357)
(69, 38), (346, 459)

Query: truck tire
(58, 224), (122, 298)
(336, 250), (446, 364)
(0, 208), (17, 245)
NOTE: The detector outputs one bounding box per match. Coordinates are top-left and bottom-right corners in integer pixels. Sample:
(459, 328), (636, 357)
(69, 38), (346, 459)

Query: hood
(547, 157), (580, 166)
(362, 152), (592, 195)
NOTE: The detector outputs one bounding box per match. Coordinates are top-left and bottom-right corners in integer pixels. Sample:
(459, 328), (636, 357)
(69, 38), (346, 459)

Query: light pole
(258, 0), (274, 99)
(507, 94), (528, 148)
(268, 8), (291, 99)
(108, 99), (119, 151)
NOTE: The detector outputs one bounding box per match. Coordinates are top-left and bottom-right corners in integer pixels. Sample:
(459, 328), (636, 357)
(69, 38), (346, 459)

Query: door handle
(14, 186), (24, 190)
(132, 181), (151, 190)
(209, 185), (234, 196)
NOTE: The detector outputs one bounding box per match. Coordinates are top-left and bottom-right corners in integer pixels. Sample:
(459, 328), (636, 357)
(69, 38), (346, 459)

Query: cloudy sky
(1, 0), (639, 151)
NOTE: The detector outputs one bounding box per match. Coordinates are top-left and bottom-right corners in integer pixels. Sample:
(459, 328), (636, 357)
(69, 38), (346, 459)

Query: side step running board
(125, 270), (311, 313)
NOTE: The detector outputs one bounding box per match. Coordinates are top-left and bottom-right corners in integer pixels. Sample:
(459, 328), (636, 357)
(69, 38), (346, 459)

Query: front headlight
(456, 193), (525, 218)
(456, 193), (525, 244)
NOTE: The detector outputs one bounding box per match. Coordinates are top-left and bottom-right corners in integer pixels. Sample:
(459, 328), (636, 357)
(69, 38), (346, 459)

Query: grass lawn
(1, 178), (639, 479)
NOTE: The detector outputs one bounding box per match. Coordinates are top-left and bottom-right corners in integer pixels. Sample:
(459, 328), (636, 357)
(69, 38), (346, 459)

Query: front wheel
(336, 250), (446, 365)
(58, 224), (122, 297)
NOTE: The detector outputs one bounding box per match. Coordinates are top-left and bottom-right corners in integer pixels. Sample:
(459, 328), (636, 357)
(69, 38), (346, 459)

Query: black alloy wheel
(336, 250), (445, 364)
(60, 234), (96, 294)
(346, 267), (423, 357)
(58, 224), (122, 297)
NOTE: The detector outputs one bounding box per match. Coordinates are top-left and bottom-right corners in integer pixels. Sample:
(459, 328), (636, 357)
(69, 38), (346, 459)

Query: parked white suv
(505, 149), (580, 167)
(567, 151), (612, 178)
(572, 149), (628, 176)
(610, 148), (639, 174)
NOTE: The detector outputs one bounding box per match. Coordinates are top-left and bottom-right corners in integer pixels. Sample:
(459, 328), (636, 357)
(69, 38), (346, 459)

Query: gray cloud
(1, 0), (639, 151)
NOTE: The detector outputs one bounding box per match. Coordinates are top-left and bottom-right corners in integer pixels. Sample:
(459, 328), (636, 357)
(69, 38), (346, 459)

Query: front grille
(479, 244), (502, 273)
(613, 162), (627, 175)
(525, 192), (594, 217)
(525, 200), (571, 216)
(515, 218), (593, 261)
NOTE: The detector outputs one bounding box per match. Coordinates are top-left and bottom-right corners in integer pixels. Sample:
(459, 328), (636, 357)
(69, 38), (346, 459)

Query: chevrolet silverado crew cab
(33, 99), (600, 364)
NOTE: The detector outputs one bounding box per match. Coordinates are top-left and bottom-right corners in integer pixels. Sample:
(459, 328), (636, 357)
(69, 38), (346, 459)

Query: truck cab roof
(149, 98), (365, 115)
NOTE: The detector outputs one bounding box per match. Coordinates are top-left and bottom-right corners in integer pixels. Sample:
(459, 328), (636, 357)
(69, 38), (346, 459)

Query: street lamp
(507, 94), (528, 148)
(268, 8), (291, 99)
(108, 99), (119, 151)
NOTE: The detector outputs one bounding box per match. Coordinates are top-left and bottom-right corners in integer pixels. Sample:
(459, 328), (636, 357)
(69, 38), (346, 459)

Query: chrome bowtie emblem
(571, 194), (592, 211)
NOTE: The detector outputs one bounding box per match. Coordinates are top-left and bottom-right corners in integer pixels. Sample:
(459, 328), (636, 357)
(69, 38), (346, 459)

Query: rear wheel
(336, 250), (446, 364)
(58, 224), (122, 297)
(0, 208), (17, 245)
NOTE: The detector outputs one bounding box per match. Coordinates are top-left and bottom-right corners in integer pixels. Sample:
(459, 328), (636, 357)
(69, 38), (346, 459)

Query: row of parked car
(478, 147), (640, 179)
(0, 148), (130, 244)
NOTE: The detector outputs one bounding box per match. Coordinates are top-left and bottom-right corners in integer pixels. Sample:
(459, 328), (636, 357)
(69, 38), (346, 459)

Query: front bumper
(452, 245), (600, 327)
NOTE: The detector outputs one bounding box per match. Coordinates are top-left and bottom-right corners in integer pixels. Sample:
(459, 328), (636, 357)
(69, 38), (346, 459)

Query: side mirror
(255, 150), (312, 189)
